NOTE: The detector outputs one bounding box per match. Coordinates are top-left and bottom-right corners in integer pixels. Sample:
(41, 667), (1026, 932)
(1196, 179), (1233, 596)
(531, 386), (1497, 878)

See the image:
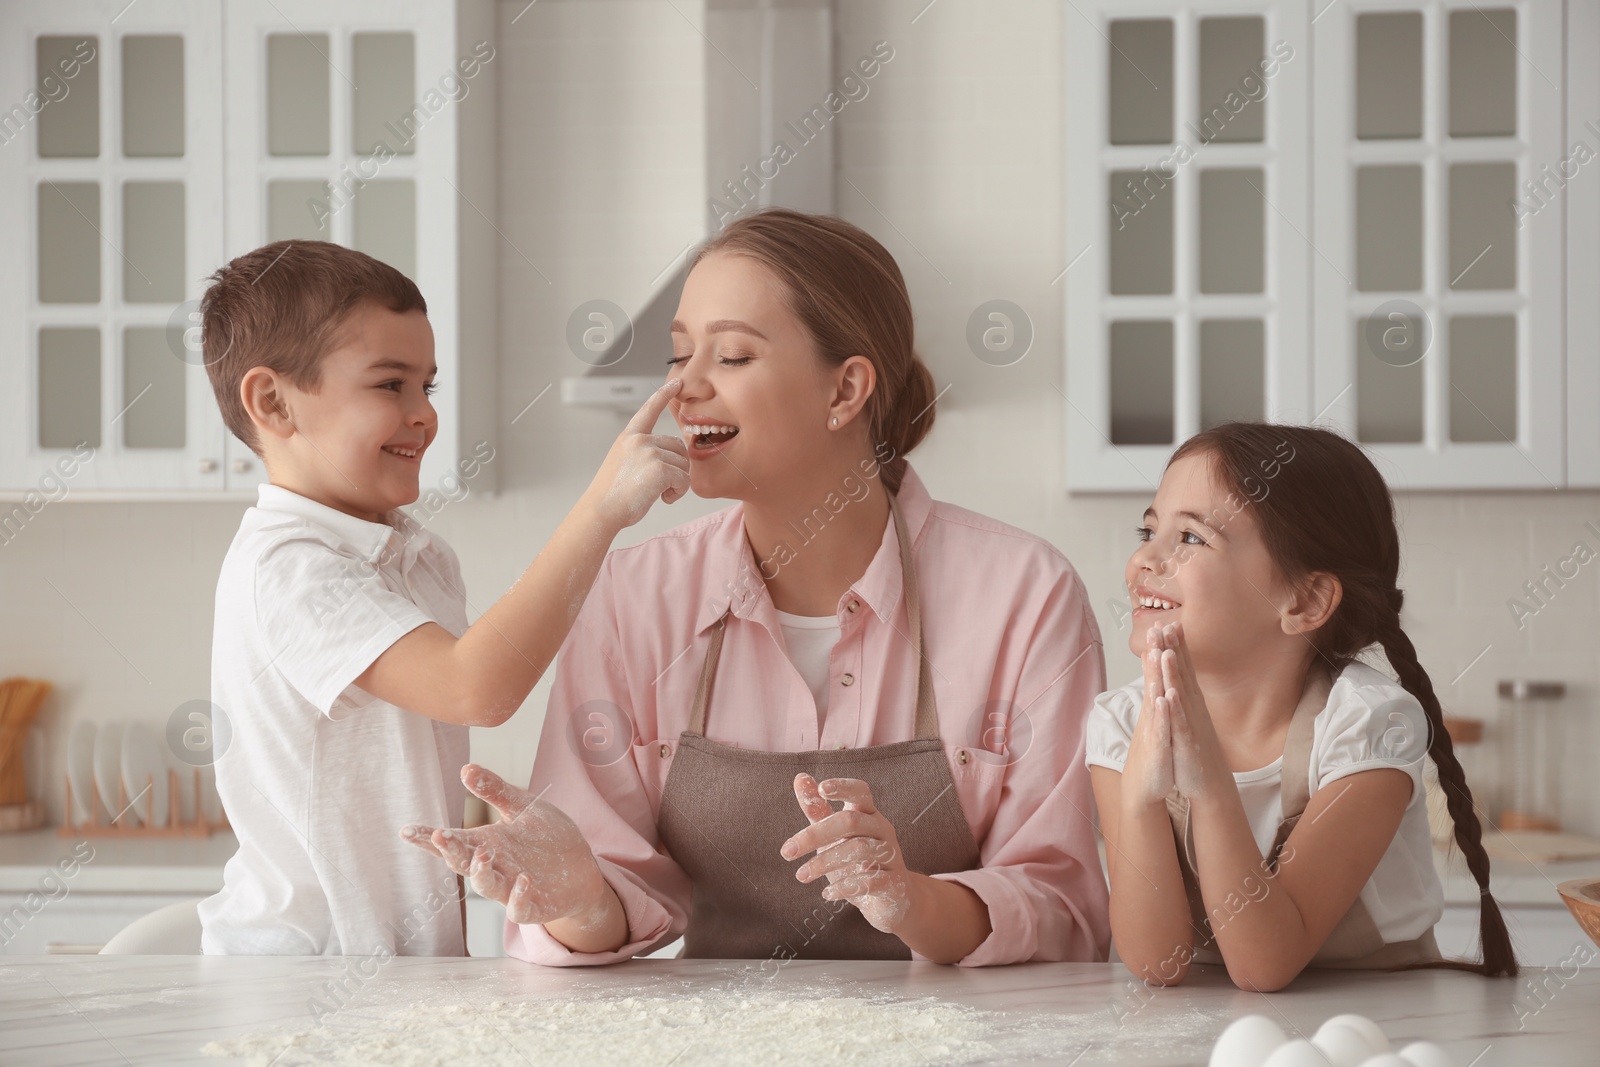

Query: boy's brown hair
(200, 240), (426, 453)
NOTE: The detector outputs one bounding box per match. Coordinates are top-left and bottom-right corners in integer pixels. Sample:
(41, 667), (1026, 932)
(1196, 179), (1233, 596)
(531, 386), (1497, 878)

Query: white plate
(67, 721), (97, 823)
(92, 721), (125, 821)
(120, 723), (169, 827)
(198, 762), (223, 823)
(166, 744), (195, 824)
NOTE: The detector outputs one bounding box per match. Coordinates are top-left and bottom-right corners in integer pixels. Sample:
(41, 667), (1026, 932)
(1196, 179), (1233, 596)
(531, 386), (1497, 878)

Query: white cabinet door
(221, 0), (478, 497)
(1567, 0), (1600, 489)
(1310, 1), (1565, 490)
(1065, 0), (1313, 491)
(0, 0), (228, 494)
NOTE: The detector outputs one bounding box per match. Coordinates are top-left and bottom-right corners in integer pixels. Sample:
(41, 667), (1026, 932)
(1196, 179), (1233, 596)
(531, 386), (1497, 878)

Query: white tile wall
(3, 0), (1595, 839)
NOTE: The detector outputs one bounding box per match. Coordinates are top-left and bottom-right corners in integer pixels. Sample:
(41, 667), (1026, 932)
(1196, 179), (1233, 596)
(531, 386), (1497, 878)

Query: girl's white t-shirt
(774, 609), (842, 719)
(1085, 660), (1445, 943)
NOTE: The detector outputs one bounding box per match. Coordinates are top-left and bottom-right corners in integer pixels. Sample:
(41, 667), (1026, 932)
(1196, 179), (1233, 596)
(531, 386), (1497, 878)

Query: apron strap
(1266, 662), (1334, 867)
(687, 615), (728, 737)
(888, 492), (940, 741)
(686, 491), (937, 740)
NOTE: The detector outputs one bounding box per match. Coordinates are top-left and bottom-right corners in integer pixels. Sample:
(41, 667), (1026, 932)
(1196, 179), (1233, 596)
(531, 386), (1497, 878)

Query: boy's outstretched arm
(355, 379), (688, 726)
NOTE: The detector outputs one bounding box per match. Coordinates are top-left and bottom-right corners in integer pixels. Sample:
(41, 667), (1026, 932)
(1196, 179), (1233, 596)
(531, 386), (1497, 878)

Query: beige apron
(656, 493), (981, 960)
(1165, 665), (1440, 969)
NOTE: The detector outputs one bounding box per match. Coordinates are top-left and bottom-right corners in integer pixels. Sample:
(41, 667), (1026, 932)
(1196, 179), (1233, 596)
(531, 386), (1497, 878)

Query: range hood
(562, 0), (834, 409)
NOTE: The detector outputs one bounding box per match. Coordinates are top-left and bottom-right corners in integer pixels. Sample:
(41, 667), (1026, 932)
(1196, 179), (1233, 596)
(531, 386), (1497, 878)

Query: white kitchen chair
(99, 899), (203, 954)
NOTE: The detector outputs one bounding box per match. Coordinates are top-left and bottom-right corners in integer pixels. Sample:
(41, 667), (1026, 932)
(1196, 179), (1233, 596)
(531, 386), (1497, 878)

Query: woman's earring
(831, 416), (839, 428)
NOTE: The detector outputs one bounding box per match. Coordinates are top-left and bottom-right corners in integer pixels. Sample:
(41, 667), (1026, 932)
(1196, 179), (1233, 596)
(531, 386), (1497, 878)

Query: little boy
(196, 241), (687, 954)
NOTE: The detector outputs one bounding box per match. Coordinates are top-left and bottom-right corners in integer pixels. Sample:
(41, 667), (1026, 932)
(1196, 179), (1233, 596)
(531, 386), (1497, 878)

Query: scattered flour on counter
(200, 988), (1226, 1067)
(202, 993), (989, 1067)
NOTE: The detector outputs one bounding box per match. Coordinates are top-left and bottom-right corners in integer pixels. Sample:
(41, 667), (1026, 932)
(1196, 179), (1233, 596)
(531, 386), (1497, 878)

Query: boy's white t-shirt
(198, 484), (470, 956)
(1085, 661), (1444, 944)
(774, 609), (842, 719)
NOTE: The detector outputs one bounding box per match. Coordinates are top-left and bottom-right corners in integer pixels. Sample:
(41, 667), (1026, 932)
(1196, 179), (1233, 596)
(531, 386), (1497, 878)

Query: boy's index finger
(625, 377), (683, 435)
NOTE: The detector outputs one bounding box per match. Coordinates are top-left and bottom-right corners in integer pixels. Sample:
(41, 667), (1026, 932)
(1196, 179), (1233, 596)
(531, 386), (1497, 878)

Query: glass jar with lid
(1496, 680), (1566, 832)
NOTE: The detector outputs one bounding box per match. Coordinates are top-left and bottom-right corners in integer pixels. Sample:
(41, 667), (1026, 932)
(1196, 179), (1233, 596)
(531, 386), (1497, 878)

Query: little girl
(1087, 423), (1516, 991)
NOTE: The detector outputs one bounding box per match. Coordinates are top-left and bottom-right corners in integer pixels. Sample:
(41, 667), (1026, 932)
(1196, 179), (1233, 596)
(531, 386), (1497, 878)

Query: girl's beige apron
(1164, 666), (1440, 968)
(656, 493), (980, 959)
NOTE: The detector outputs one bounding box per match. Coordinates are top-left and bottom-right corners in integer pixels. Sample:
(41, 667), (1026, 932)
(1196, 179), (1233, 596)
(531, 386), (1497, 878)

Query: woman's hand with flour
(402, 764), (627, 952)
(783, 773), (914, 933)
(780, 773), (993, 963)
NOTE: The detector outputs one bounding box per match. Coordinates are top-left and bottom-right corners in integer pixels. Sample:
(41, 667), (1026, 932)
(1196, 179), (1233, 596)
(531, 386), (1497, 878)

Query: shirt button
(659, 743), (671, 758)
(846, 599), (860, 614)
(840, 673), (854, 686)
(956, 749), (970, 765)
(835, 742), (848, 750)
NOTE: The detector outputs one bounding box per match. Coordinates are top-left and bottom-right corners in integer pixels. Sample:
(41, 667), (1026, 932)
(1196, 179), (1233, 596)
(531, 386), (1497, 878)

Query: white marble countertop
(0, 956), (1593, 1067)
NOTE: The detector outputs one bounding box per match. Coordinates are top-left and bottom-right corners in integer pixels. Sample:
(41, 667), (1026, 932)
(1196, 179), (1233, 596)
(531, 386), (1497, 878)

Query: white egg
(1354, 1057), (1411, 1067)
(1317, 1014), (1392, 1055)
(1210, 1014), (1288, 1067)
(1312, 1021), (1381, 1067)
(1262, 1038), (1336, 1066)
(1396, 1041), (1457, 1067)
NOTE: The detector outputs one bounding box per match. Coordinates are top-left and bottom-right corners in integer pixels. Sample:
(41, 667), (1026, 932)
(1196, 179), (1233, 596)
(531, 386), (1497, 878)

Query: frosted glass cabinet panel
(1200, 319), (1265, 428)
(122, 181), (187, 303)
(38, 328), (101, 450)
(1355, 13), (1423, 139)
(1108, 21), (1174, 145)
(351, 32), (416, 156)
(37, 182), (101, 303)
(35, 36), (99, 157)
(1197, 17), (1266, 143)
(121, 35), (185, 157)
(1448, 8), (1517, 137)
(1355, 166), (1423, 292)
(1110, 321), (1176, 445)
(266, 34), (332, 157)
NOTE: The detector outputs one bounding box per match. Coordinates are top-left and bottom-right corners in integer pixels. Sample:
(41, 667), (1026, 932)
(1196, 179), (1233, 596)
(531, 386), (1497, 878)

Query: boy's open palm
(403, 764), (608, 926)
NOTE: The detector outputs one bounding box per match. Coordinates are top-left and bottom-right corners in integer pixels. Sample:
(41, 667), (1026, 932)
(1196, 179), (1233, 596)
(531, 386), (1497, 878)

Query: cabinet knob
(198, 459), (218, 473)
(231, 459), (252, 474)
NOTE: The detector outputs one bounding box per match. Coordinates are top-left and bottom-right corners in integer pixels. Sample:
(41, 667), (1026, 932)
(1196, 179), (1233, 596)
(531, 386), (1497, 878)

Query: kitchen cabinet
(1064, 0), (1598, 491)
(0, 0), (496, 499)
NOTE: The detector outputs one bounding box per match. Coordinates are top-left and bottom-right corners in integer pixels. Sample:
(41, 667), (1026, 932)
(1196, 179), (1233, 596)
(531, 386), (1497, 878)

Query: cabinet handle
(231, 459), (252, 474)
(198, 459), (218, 473)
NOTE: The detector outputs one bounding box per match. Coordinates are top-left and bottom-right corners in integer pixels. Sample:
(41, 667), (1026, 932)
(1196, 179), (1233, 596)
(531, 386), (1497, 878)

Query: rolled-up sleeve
(503, 561), (693, 966)
(926, 569), (1111, 966)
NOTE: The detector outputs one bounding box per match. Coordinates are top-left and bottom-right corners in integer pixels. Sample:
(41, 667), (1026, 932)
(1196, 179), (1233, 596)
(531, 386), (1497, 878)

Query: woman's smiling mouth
(680, 418), (740, 456)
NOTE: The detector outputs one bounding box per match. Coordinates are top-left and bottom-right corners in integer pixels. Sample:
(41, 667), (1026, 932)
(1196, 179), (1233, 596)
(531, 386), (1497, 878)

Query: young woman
(405, 209), (1111, 966)
(1088, 423), (1516, 991)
